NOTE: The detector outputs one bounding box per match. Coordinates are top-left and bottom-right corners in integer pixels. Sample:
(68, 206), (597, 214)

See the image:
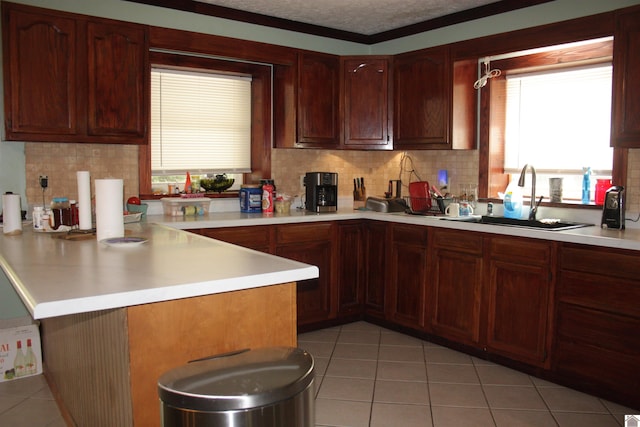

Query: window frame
(481, 38), (615, 203)
(460, 11), (627, 207)
(139, 50), (272, 197)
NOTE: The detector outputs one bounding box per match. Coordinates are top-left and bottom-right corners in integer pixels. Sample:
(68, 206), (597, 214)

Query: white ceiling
(195, 0), (501, 35)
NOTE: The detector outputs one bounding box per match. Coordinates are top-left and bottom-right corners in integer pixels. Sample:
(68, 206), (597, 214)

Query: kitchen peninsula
(0, 223), (318, 426)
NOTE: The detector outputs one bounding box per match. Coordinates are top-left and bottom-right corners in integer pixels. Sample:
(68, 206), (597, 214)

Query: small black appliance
(601, 185), (625, 229)
(304, 172), (338, 213)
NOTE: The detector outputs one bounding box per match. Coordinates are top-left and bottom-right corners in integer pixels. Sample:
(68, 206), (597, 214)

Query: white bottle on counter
(32, 206), (44, 230)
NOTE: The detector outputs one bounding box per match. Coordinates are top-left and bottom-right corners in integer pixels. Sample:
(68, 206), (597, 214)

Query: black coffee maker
(305, 172), (338, 212)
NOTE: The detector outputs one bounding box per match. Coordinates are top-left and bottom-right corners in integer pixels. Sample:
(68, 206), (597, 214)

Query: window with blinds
(151, 68), (252, 176)
(503, 64), (613, 200)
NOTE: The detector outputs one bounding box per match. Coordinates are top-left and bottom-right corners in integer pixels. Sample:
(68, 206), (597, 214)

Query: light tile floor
(0, 321), (637, 426)
(299, 321), (639, 427)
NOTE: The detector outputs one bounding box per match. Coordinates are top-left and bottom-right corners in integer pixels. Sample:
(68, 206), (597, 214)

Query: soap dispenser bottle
(503, 178), (523, 219)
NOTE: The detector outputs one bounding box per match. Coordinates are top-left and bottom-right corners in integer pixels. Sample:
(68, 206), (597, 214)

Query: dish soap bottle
(503, 179), (523, 219)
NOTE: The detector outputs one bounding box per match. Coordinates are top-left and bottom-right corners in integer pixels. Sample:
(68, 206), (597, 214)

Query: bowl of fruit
(199, 174), (235, 193)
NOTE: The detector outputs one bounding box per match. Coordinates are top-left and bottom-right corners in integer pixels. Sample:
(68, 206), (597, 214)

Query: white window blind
(504, 64), (613, 173)
(151, 68), (252, 175)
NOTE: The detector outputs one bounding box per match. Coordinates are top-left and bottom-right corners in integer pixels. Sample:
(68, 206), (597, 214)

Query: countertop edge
(31, 265), (319, 319)
(149, 210), (640, 251)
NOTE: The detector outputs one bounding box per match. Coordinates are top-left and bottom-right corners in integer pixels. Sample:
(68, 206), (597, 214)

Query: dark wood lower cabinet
(486, 237), (553, 368)
(363, 221), (387, 318)
(554, 243), (640, 409)
(429, 229), (483, 345)
(191, 220), (640, 409)
(336, 221), (364, 318)
(386, 224), (428, 329)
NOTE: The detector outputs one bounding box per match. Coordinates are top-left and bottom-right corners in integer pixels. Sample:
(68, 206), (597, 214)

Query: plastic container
(161, 197), (210, 216)
(239, 185), (262, 213)
(595, 178), (612, 206)
(503, 181), (523, 219)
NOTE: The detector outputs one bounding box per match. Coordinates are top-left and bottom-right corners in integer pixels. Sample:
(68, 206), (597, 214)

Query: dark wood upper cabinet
(393, 46), (451, 149)
(293, 53), (392, 150)
(295, 51), (340, 147)
(3, 5), (78, 138)
(342, 56), (392, 149)
(611, 6), (640, 147)
(2, 2), (148, 144)
(86, 21), (147, 139)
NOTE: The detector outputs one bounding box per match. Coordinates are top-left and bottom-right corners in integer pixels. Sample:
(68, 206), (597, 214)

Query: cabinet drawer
(560, 243), (638, 280)
(432, 229), (482, 254)
(490, 236), (551, 264)
(557, 270), (640, 318)
(197, 226), (271, 249)
(554, 302), (640, 400)
(392, 224), (427, 246)
(275, 222), (333, 244)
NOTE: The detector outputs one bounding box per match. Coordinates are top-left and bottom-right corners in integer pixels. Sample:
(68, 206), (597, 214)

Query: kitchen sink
(474, 215), (594, 231)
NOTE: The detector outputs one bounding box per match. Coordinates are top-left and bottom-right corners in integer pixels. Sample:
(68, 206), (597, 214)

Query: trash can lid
(158, 347), (315, 412)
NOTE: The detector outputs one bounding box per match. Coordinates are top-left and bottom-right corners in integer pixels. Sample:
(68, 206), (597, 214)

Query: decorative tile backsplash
(25, 143), (139, 208)
(271, 148), (479, 201)
(24, 143), (639, 213)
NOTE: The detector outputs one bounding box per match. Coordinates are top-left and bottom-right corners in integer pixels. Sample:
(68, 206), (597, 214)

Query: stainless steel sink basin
(476, 216), (594, 231)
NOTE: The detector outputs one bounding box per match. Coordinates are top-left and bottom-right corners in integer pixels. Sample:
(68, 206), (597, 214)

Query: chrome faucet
(518, 164), (538, 221)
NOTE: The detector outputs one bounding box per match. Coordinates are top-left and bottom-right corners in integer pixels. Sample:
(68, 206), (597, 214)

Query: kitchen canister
(240, 185), (262, 213)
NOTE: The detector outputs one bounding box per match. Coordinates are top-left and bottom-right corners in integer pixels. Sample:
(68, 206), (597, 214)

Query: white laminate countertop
(0, 223), (318, 319)
(150, 208), (640, 251)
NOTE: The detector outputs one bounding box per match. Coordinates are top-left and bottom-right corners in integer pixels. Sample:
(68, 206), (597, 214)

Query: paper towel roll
(77, 171), (92, 230)
(2, 194), (22, 235)
(95, 179), (124, 242)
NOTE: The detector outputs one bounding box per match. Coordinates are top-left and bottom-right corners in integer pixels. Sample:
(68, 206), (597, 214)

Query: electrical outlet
(299, 175), (306, 188)
(39, 175), (48, 189)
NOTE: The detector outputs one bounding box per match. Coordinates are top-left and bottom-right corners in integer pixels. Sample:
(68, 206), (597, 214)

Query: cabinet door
(296, 52), (340, 147)
(612, 7), (640, 147)
(429, 229), (483, 345)
(393, 46), (450, 149)
(275, 223), (335, 327)
(364, 221), (387, 318)
(86, 20), (147, 141)
(387, 224), (427, 329)
(3, 5), (79, 138)
(486, 237), (552, 367)
(342, 57), (391, 149)
(337, 222), (364, 318)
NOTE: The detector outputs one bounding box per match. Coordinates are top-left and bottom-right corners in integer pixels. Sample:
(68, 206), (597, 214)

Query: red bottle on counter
(262, 183), (274, 214)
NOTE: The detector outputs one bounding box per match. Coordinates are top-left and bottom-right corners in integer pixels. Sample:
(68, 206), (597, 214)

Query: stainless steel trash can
(158, 347), (315, 427)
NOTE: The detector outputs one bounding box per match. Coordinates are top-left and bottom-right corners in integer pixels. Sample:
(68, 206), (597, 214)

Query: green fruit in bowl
(200, 175), (235, 193)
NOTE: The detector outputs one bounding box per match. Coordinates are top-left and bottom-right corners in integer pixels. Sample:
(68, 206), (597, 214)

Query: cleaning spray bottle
(503, 177), (523, 219)
(582, 167), (591, 204)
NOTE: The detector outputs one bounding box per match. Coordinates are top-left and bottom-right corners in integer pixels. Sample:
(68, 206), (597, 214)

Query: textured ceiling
(195, 0), (501, 35)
